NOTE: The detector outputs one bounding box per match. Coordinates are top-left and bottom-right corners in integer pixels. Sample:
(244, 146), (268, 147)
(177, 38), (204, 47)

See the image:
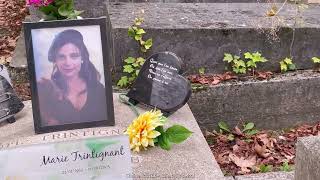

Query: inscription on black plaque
(127, 52), (191, 115)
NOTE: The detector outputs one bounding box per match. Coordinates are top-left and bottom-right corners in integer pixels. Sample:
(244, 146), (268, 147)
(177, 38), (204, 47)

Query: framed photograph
(23, 17), (115, 134)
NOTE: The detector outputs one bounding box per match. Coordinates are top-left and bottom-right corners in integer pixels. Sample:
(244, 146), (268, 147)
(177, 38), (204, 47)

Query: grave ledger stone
(0, 94), (224, 180)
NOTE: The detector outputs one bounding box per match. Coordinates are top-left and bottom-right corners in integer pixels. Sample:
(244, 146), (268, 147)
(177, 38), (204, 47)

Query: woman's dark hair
(48, 29), (100, 93)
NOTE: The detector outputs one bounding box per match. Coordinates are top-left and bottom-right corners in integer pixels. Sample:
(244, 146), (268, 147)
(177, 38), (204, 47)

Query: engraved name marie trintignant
(40, 145), (125, 166)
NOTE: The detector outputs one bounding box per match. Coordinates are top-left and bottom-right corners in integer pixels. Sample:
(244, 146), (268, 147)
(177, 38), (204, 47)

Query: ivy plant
(279, 161), (293, 172)
(198, 67), (205, 75)
(259, 164), (273, 173)
(312, 57), (320, 63)
(310, 57), (320, 71)
(280, 57), (296, 73)
(117, 18), (153, 88)
(35, 0), (83, 20)
(223, 53), (247, 74)
(244, 52), (268, 77)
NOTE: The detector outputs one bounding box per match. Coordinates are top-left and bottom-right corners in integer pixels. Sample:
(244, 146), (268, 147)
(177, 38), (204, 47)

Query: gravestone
(127, 52), (191, 115)
(0, 93), (224, 179)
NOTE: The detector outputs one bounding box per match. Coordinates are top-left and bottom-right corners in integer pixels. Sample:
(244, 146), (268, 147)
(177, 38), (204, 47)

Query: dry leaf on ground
(229, 153), (256, 174)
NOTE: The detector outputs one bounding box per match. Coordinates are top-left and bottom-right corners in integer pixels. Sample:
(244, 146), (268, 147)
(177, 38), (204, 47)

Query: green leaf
(134, 18), (144, 26)
(223, 53), (233, 63)
(158, 133), (171, 151)
(135, 34), (142, 41)
(234, 55), (240, 60)
(239, 67), (246, 74)
(166, 125), (193, 144)
(232, 59), (247, 74)
(156, 126), (165, 134)
(73, 10), (83, 16)
(39, 5), (56, 15)
(288, 63), (296, 71)
(243, 122), (255, 132)
(280, 161), (292, 172)
(123, 65), (134, 73)
(128, 76), (136, 83)
(135, 70), (140, 76)
(117, 76), (128, 87)
(235, 60), (246, 68)
(244, 52), (253, 59)
(140, 46), (147, 53)
(128, 27), (135, 38)
(132, 62), (139, 67)
(245, 129), (259, 136)
(312, 57), (320, 63)
(144, 38), (153, 50)
(283, 58), (293, 65)
(58, 4), (73, 17)
(135, 29), (146, 35)
(245, 52), (267, 65)
(227, 134), (235, 141)
(280, 61), (288, 72)
(260, 164), (273, 173)
(124, 57), (136, 64)
(259, 57), (268, 62)
(246, 60), (257, 68)
(136, 57), (145, 65)
(198, 67), (205, 75)
(218, 121), (230, 133)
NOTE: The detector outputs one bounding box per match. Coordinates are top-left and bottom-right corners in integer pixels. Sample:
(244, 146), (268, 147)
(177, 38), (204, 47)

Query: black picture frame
(23, 17), (115, 134)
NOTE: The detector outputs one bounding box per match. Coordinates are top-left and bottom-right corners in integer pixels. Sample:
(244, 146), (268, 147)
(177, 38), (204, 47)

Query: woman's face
(55, 43), (82, 79)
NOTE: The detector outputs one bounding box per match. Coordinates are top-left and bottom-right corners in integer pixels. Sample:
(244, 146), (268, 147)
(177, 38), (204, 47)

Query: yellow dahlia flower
(125, 110), (167, 152)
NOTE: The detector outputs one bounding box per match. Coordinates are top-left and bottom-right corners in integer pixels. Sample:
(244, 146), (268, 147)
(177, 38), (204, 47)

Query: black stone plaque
(127, 52), (191, 115)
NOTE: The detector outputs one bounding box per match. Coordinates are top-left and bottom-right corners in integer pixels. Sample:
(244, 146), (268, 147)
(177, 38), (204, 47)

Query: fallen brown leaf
(229, 153), (256, 174)
(233, 126), (244, 136)
(256, 71), (273, 80)
(217, 151), (230, 165)
(254, 140), (271, 158)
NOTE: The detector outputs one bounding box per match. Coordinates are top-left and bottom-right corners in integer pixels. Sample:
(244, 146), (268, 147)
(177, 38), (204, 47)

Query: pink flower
(26, 0), (54, 6)
(26, 0), (42, 6)
(43, 0), (54, 5)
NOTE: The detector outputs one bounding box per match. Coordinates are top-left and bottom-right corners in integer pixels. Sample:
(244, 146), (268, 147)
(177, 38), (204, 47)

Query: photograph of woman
(34, 28), (108, 126)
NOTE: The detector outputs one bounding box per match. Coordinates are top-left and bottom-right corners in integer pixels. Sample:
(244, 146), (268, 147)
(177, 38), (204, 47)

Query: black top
(37, 79), (107, 126)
